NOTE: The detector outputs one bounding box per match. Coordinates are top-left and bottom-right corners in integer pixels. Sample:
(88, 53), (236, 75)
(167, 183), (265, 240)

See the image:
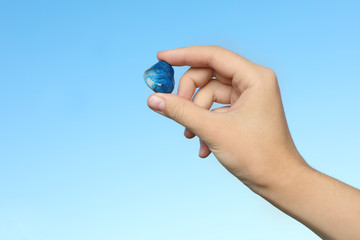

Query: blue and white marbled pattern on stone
(144, 61), (174, 93)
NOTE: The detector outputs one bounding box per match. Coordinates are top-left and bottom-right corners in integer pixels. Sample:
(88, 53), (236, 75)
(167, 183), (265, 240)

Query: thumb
(147, 93), (214, 138)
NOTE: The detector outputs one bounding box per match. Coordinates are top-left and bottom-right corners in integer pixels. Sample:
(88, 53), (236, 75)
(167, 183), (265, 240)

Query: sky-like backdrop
(1, 0), (359, 239)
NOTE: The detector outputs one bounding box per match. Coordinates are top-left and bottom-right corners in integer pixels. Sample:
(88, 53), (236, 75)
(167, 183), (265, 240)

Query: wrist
(247, 154), (312, 199)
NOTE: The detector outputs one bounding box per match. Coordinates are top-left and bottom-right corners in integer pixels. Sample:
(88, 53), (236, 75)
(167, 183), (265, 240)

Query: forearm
(256, 157), (360, 240)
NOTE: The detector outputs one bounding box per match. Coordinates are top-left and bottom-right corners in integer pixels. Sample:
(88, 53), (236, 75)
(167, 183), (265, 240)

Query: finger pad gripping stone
(144, 61), (175, 93)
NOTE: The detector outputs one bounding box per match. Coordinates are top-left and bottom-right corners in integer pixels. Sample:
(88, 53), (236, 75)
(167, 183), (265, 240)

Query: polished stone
(144, 61), (174, 93)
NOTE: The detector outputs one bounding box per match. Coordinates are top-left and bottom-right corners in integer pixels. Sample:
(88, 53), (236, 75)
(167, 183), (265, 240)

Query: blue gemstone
(144, 61), (174, 93)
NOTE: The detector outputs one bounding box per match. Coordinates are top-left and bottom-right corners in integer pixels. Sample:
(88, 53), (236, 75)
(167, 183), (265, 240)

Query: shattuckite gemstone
(144, 61), (174, 93)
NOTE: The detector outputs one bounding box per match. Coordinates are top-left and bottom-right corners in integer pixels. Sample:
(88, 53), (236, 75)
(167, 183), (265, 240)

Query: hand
(147, 46), (360, 239)
(147, 46), (308, 191)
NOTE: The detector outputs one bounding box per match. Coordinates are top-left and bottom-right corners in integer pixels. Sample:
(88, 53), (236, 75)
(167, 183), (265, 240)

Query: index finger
(157, 46), (256, 80)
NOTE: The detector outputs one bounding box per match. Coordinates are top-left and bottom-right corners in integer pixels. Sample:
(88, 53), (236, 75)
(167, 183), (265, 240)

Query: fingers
(177, 67), (213, 99)
(199, 139), (211, 158)
(147, 93), (218, 140)
(192, 80), (232, 109)
(197, 105), (231, 158)
(157, 46), (257, 80)
(183, 80), (231, 139)
(184, 105), (231, 139)
(184, 128), (195, 139)
(147, 93), (214, 157)
(177, 67), (232, 100)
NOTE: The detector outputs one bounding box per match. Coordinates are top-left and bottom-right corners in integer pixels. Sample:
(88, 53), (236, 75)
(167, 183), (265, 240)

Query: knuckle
(265, 68), (277, 80)
(210, 45), (226, 52)
(255, 66), (278, 86)
(260, 66), (277, 79)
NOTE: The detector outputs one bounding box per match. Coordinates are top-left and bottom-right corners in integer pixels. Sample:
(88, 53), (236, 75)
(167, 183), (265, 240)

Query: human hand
(147, 46), (360, 239)
(147, 46), (308, 192)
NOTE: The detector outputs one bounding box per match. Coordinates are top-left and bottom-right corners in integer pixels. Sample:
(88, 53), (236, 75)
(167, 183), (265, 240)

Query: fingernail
(148, 95), (165, 113)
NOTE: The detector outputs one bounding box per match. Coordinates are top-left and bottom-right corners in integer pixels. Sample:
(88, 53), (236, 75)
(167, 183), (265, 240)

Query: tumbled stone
(144, 61), (174, 93)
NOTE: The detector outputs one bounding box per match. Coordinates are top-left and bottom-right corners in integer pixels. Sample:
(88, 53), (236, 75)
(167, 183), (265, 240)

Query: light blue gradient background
(0, 1), (359, 239)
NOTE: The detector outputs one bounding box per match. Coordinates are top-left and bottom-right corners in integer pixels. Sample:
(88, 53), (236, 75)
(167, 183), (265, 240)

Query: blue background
(1, 1), (359, 239)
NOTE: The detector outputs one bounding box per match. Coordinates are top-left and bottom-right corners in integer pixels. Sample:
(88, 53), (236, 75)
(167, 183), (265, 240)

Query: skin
(147, 46), (360, 239)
